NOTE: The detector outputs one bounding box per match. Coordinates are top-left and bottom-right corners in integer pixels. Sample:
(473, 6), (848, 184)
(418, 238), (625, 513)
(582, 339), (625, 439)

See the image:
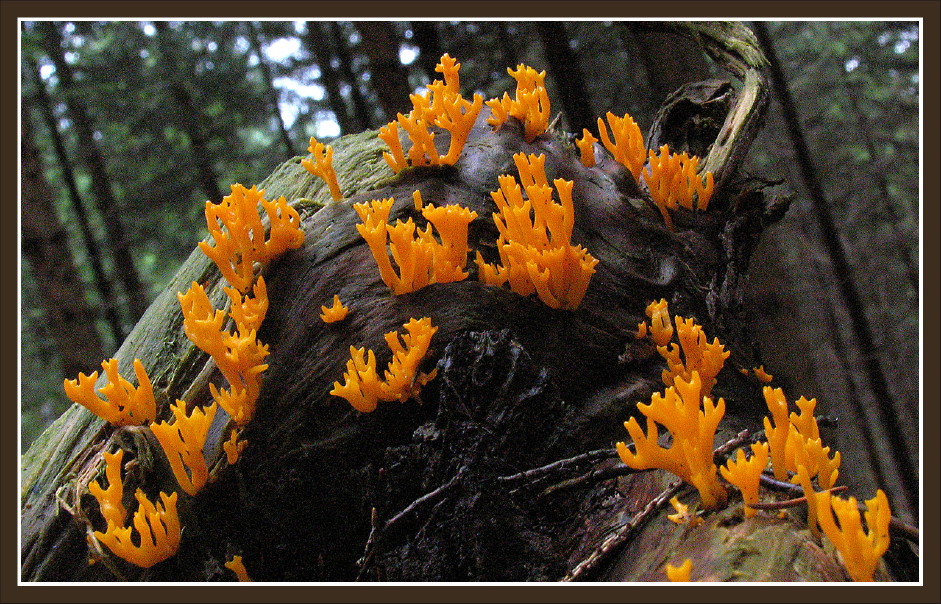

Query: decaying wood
(21, 22), (916, 583)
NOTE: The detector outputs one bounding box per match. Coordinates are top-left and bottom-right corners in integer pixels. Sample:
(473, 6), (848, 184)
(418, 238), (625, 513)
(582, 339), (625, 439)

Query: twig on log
(356, 469), (465, 581)
(497, 448), (617, 484)
(562, 479), (684, 582)
(748, 485), (848, 510)
(561, 430), (755, 581)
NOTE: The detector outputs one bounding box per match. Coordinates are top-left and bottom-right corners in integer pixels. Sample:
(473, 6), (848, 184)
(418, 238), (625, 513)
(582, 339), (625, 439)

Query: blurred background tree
(19, 20), (920, 522)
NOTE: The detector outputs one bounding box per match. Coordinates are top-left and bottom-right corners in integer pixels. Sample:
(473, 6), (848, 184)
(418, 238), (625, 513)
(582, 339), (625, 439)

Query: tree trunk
(245, 22), (296, 157)
(353, 22), (413, 121)
(752, 22), (917, 518)
(303, 22), (356, 137)
(20, 23), (916, 583)
(25, 54), (125, 348)
(37, 21), (150, 323)
(328, 22), (374, 131)
(151, 21), (225, 204)
(410, 21), (445, 85)
(21, 104), (106, 378)
(495, 23), (523, 71)
(535, 22), (595, 134)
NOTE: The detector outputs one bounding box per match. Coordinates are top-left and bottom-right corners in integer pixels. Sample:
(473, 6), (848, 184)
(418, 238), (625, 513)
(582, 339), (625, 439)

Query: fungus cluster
(199, 183), (305, 293)
(637, 298), (729, 396)
(330, 317), (439, 413)
(596, 111), (646, 180)
(475, 152), (599, 310)
(814, 489), (891, 582)
(149, 401), (218, 496)
(87, 450), (181, 569)
(665, 559), (693, 582)
(617, 371), (728, 510)
(644, 145), (714, 230)
(379, 53), (483, 172)
(66, 182), (305, 570)
(485, 63), (550, 142)
(64, 358), (155, 426)
(302, 136), (343, 202)
(320, 294), (350, 323)
(354, 193), (478, 296)
(624, 299), (892, 581)
(178, 279), (269, 427)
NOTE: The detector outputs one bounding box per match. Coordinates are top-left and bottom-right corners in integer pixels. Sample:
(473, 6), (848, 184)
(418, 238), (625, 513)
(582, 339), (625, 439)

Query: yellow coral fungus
(617, 371), (727, 510)
(665, 558), (693, 582)
(301, 136), (342, 201)
(720, 441), (770, 518)
(762, 386), (791, 481)
(643, 299), (674, 347)
(88, 449), (128, 528)
(354, 194), (477, 295)
(486, 63), (550, 142)
(816, 489), (891, 582)
(752, 365), (773, 383)
(762, 387), (841, 489)
(89, 450), (180, 568)
(638, 299), (728, 396)
(474, 153), (598, 310)
(223, 428), (247, 465)
(320, 294), (350, 323)
(575, 128), (598, 167)
(414, 190), (478, 283)
(178, 281), (269, 425)
(330, 317), (438, 412)
(378, 54), (483, 173)
(657, 315), (730, 397)
(150, 401), (218, 496)
(790, 423), (841, 491)
(64, 358), (156, 426)
(642, 145), (714, 230)
(199, 183), (305, 292)
(667, 496), (703, 526)
(225, 555), (252, 582)
(597, 111), (646, 180)
(224, 276), (269, 334)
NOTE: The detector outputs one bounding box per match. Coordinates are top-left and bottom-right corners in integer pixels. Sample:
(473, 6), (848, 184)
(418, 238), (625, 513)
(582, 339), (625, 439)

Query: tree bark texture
(20, 23), (916, 583)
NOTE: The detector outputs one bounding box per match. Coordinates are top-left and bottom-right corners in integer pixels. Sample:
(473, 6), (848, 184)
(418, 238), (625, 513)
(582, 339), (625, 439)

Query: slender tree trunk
(843, 81), (919, 291)
(495, 23), (522, 71)
(21, 106), (107, 377)
(352, 22), (413, 121)
(534, 22), (595, 134)
(26, 55), (125, 347)
(410, 21), (445, 85)
(245, 22), (296, 157)
(303, 21), (357, 136)
(36, 21), (150, 323)
(329, 22), (374, 131)
(752, 21), (916, 518)
(151, 21), (225, 204)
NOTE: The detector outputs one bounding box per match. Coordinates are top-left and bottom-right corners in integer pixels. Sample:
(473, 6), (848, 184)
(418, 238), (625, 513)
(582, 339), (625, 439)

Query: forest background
(19, 19), (921, 523)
